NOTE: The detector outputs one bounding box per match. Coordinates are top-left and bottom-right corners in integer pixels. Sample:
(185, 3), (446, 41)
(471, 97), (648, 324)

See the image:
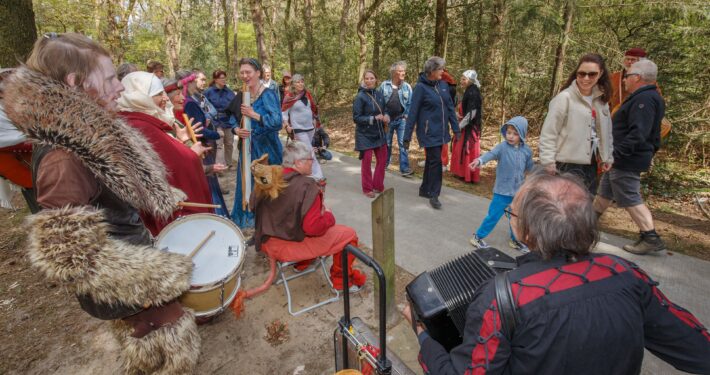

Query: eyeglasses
(504, 206), (518, 218)
(622, 73), (640, 79)
(576, 71), (599, 79)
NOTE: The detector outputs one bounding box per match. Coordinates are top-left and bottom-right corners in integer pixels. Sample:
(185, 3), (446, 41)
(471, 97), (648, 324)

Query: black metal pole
(344, 245), (391, 374)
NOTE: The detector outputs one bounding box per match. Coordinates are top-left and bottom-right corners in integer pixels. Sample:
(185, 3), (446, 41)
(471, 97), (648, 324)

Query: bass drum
(155, 213), (246, 319)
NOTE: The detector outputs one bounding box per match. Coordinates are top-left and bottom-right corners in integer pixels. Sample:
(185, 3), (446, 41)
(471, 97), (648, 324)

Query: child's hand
(469, 159), (481, 170)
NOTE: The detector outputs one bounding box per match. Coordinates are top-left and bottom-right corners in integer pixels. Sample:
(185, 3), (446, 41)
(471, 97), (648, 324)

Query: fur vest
(3, 67), (192, 313)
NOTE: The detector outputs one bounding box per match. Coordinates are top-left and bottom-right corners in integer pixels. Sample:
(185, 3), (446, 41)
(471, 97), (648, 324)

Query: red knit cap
(625, 48), (647, 58)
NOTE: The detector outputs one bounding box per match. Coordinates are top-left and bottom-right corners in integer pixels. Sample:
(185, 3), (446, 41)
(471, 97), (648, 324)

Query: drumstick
(188, 230), (215, 259)
(178, 201), (221, 209)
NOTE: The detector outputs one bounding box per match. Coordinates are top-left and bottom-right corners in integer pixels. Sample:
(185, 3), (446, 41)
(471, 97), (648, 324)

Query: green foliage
(26, 0), (710, 179)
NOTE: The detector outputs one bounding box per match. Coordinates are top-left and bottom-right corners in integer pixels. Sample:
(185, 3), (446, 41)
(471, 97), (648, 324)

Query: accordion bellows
(406, 248), (514, 351)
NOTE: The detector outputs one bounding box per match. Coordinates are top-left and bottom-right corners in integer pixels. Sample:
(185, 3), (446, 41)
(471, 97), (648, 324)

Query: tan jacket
(539, 81), (613, 166)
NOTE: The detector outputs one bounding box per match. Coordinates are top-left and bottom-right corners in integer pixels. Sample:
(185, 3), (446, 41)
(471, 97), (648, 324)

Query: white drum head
(155, 214), (245, 287)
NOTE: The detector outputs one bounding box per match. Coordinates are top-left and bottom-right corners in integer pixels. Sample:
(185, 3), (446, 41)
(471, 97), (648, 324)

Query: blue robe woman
(183, 94), (230, 216)
(229, 87), (283, 228)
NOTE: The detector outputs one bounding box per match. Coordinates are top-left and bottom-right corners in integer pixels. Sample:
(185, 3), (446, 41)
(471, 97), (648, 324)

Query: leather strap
(494, 272), (519, 340)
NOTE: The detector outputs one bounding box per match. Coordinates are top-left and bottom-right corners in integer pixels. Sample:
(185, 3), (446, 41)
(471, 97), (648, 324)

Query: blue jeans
(385, 118), (410, 172)
(475, 193), (517, 241)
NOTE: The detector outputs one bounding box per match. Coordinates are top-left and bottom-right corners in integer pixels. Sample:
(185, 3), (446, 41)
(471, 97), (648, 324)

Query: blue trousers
(385, 118), (410, 172)
(475, 193), (517, 241)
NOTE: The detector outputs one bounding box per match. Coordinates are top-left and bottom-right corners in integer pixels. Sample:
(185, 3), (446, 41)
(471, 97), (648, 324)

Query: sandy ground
(0, 166), (415, 375)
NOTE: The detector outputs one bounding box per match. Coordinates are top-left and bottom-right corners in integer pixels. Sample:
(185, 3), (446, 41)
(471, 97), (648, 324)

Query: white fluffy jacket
(539, 81), (613, 166)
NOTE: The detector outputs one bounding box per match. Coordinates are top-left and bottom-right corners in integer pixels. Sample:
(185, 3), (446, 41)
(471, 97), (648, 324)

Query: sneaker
(401, 169), (414, 177)
(623, 233), (666, 255)
(429, 197), (442, 209)
(364, 191), (376, 198)
(509, 239), (530, 254)
(469, 235), (488, 249)
(417, 160), (426, 167)
(347, 284), (364, 293)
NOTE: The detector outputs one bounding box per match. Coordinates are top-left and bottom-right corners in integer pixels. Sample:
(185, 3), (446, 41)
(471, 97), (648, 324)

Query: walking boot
(623, 231), (666, 255)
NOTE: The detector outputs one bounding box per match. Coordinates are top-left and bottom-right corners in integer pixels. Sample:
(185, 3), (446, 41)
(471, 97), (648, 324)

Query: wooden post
(372, 188), (397, 327)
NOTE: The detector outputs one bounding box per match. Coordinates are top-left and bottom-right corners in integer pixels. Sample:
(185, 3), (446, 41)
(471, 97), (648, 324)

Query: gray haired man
(378, 61), (414, 176)
(594, 59), (666, 254)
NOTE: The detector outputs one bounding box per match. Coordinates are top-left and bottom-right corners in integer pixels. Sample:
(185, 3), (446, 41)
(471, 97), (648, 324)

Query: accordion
(406, 248), (516, 351)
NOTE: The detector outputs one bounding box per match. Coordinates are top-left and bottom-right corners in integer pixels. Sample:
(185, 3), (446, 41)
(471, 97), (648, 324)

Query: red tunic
(119, 111), (212, 235)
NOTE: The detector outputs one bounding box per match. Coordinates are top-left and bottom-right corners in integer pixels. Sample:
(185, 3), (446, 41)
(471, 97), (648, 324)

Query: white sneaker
(509, 239), (530, 254)
(469, 235), (488, 249)
(417, 160), (426, 167)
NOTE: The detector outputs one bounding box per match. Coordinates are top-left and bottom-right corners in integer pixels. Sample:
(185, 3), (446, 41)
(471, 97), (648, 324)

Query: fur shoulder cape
(3, 68), (191, 308)
(3, 67), (178, 219)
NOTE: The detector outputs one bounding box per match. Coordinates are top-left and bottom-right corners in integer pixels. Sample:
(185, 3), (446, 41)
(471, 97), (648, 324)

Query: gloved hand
(403, 140), (410, 151)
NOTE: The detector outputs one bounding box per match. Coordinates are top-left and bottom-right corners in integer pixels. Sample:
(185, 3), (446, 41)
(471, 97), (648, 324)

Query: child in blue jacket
(469, 116), (533, 252)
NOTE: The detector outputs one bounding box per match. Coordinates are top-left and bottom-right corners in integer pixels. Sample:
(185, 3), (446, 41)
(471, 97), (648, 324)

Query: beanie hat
(624, 48), (647, 58)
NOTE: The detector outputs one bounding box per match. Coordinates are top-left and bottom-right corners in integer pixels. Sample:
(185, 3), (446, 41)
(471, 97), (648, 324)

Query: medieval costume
(183, 82), (230, 217)
(227, 87), (283, 228)
(252, 164), (366, 290)
(117, 72), (213, 235)
(4, 67), (200, 374)
(450, 70), (483, 183)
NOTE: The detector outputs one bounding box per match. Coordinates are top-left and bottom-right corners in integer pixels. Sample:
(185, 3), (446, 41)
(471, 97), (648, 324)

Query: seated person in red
(252, 140), (366, 292)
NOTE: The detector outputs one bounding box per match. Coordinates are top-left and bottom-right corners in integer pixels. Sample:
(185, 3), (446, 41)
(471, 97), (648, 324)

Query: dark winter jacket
(404, 73), (460, 148)
(353, 86), (387, 151)
(461, 84), (483, 135)
(611, 85), (665, 173)
(204, 85), (236, 128)
(417, 252), (710, 375)
(183, 96), (220, 141)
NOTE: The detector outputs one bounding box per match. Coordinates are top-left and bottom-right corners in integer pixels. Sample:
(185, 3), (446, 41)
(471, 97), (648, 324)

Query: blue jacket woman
(402, 57), (460, 209)
(353, 70), (389, 197)
(353, 86), (387, 151)
(404, 73), (460, 148)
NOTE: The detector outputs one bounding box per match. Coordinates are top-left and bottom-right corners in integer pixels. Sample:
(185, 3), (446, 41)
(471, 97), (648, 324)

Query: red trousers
(361, 144), (387, 194)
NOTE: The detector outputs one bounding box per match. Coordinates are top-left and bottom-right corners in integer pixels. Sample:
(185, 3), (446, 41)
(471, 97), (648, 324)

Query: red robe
(119, 111), (212, 235)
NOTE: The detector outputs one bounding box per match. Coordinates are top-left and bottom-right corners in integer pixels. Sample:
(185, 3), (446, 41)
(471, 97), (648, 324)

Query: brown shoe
(623, 234), (666, 255)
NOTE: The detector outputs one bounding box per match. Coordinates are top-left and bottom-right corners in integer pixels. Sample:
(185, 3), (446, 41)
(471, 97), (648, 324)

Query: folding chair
(274, 256), (341, 316)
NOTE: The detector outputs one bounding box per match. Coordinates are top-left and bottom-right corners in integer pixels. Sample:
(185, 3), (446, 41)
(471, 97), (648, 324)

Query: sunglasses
(623, 73), (640, 79)
(504, 206), (518, 218)
(576, 71), (600, 79)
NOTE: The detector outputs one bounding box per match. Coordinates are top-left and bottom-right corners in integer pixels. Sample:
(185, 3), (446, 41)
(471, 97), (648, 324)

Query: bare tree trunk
(372, 21), (381, 73)
(162, 0), (183, 75)
(284, 0), (295, 74)
(339, 0), (351, 57)
(484, 0), (508, 123)
(250, 0), (267, 64)
(104, 0), (137, 62)
(474, 1), (484, 69)
(356, 0), (384, 82)
(231, 0), (240, 74)
(0, 0), (37, 68)
(303, 0), (317, 81)
(434, 0), (448, 58)
(221, 0), (230, 71)
(549, 0), (574, 100)
(94, 0), (102, 37)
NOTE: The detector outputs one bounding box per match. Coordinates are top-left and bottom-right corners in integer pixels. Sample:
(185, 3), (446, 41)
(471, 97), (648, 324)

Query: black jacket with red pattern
(417, 252), (710, 375)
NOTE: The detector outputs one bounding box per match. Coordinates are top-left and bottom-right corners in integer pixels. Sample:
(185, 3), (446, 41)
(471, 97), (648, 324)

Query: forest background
(1, 0), (708, 195)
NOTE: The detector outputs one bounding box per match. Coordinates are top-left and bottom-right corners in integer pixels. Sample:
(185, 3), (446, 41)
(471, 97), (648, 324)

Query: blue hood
(500, 116), (528, 144)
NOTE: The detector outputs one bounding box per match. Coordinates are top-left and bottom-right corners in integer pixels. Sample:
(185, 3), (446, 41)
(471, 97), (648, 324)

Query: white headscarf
(463, 70), (481, 88)
(117, 71), (175, 125)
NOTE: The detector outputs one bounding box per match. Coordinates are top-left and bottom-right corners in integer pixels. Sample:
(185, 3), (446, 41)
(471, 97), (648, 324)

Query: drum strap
(494, 272), (519, 341)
